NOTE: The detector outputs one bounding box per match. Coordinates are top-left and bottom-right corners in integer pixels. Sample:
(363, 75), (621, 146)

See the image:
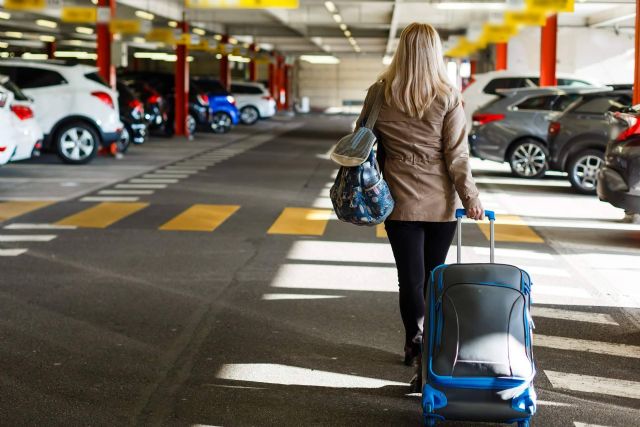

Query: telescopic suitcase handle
(455, 208), (496, 264)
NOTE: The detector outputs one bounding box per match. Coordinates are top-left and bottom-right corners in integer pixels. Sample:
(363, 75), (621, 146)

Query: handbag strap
(363, 82), (385, 130)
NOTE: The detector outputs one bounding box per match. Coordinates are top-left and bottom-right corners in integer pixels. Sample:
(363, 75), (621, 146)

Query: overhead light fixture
(22, 53), (48, 60)
(348, 37), (356, 45)
(339, 23), (347, 31)
(55, 51), (98, 60)
(354, 46), (361, 53)
(344, 30), (351, 37)
(39, 35), (55, 42)
(5, 32), (23, 39)
(135, 10), (154, 20)
(133, 37), (146, 43)
(0, 11), (11, 20)
(324, 1), (337, 13)
(0, 42), (8, 49)
(214, 34), (223, 41)
(36, 19), (58, 28)
(229, 37), (238, 45)
(168, 21), (178, 28)
(216, 53), (222, 59)
(332, 14), (342, 24)
(434, 2), (505, 10)
(193, 28), (206, 36)
(300, 55), (340, 64)
(91, 0), (98, 4)
(76, 26), (94, 35)
(229, 55), (250, 63)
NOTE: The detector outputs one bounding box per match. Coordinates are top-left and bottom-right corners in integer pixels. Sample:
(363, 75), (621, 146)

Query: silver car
(468, 86), (608, 178)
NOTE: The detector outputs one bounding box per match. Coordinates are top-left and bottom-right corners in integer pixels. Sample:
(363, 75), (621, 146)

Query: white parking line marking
(80, 196), (140, 202)
(0, 235), (57, 242)
(129, 179), (179, 184)
(4, 223), (77, 230)
(143, 174), (189, 179)
(525, 265), (571, 278)
(544, 370), (640, 400)
(272, 264), (398, 292)
(164, 166), (206, 170)
(574, 423), (611, 427)
(0, 249), (28, 256)
(261, 293), (345, 301)
(156, 170), (197, 175)
(116, 184), (168, 189)
(98, 190), (155, 196)
(533, 307), (619, 326)
(533, 285), (592, 299)
(535, 335), (640, 359)
(473, 247), (554, 261)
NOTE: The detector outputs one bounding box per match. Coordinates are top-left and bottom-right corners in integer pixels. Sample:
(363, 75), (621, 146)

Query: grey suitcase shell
(421, 210), (536, 426)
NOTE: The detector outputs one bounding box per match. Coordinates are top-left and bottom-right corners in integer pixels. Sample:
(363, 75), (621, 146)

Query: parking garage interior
(1, 0), (640, 426)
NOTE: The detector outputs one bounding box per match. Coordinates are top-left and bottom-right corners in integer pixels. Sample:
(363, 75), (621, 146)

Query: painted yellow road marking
(56, 202), (148, 228)
(0, 201), (54, 222)
(376, 224), (387, 238)
(160, 204), (240, 232)
(268, 208), (332, 236)
(477, 215), (544, 243)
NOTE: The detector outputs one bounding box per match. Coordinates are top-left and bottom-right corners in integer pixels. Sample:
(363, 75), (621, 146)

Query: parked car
(469, 86), (609, 178)
(193, 77), (239, 133)
(547, 90), (633, 193)
(118, 71), (211, 136)
(463, 70), (598, 131)
(0, 82), (18, 166)
(597, 107), (640, 217)
(118, 77), (169, 136)
(116, 80), (147, 152)
(230, 82), (277, 125)
(0, 59), (122, 164)
(1, 75), (43, 162)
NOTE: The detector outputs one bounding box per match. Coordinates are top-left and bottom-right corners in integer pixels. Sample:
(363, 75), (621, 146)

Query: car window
(231, 84), (263, 95)
(11, 67), (67, 89)
(482, 78), (529, 95)
(85, 72), (110, 88)
(1, 79), (29, 101)
(557, 79), (592, 87)
(195, 79), (227, 95)
(573, 96), (631, 115)
(552, 94), (582, 111)
(516, 95), (556, 111)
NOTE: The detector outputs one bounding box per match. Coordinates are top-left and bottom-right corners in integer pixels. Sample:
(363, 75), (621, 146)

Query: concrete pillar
(540, 14), (558, 87)
(97, 0), (115, 88)
(495, 43), (507, 71)
(175, 20), (189, 137)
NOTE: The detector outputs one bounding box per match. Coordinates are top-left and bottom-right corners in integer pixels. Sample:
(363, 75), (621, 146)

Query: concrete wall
(508, 27), (634, 84)
(295, 57), (387, 111)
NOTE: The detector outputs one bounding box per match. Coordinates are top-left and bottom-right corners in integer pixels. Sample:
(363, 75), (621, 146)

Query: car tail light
(197, 93), (209, 106)
(148, 94), (162, 105)
(11, 105), (34, 120)
(548, 121), (562, 136)
(616, 114), (640, 142)
(262, 95), (274, 102)
(472, 113), (505, 126)
(129, 99), (144, 119)
(226, 95), (236, 105)
(0, 146), (6, 152)
(91, 91), (114, 109)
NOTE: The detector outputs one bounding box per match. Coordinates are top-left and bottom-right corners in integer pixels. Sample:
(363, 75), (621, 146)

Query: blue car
(192, 77), (239, 134)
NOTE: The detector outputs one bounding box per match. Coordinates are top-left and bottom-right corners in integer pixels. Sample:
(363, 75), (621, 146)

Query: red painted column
(97, 0), (115, 88)
(283, 64), (291, 110)
(470, 59), (477, 83)
(634, 0), (640, 105)
(540, 14), (558, 87)
(175, 20), (189, 137)
(46, 41), (56, 59)
(276, 55), (286, 110)
(248, 44), (257, 82)
(495, 42), (507, 71)
(220, 35), (231, 91)
(268, 60), (276, 100)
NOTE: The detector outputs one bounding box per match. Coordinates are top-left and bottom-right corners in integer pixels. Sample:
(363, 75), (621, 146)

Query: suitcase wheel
(423, 416), (436, 427)
(517, 420), (530, 427)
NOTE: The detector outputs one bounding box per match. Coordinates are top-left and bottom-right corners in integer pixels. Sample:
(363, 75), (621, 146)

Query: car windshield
(1, 79), (29, 101)
(195, 79), (228, 95)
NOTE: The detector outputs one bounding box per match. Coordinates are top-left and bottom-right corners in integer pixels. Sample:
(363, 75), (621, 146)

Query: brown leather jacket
(356, 81), (481, 222)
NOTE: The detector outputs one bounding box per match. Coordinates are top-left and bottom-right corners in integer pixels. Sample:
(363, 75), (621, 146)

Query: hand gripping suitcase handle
(455, 209), (496, 264)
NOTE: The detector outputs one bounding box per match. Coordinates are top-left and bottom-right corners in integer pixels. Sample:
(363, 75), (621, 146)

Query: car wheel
(567, 149), (604, 194)
(211, 112), (232, 134)
(240, 106), (260, 125)
(117, 126), (131, 153)
(55, 121), (99, 165)
(507, 139), (548, 179)
(187, 114), (197, 136)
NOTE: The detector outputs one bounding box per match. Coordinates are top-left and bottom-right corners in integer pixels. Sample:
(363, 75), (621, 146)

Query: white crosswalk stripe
(533, 307), (619, 326)
(116, 184), (168, 189)
(4, 223), (76, 230)
(0, 235), (57, 242)
(535, 335), (640, 359)
(0, 248), (28, 256)
(98, 190), (155, 196)
(545, 370), (640, 400)
(129, 179), (179, 184)
(143, 174), (189, 179)
(80, 196), (140, 202)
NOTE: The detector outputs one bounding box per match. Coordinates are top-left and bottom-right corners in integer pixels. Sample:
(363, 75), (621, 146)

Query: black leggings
(385, 220), (457, 347)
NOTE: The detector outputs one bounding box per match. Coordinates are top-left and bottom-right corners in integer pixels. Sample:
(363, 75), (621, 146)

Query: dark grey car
(468, 87), (604, 178)
(547, 90), (633, 193)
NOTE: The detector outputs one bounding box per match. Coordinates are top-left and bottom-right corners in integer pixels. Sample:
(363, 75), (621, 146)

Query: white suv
(0, 60), (122, 164)
(462, 70), (598, 131)
(0, 82), (18, 166)
(230, 82), (277, 125)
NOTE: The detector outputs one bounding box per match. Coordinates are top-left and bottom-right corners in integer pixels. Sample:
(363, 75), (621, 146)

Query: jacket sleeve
(354, 83), (377, 132)
(442, 95), (481, 210)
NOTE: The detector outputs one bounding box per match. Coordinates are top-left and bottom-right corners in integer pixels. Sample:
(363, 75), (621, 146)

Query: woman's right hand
(466, 205), (484, 221)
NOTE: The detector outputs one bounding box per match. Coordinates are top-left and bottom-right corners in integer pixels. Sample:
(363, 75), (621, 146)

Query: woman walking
(355, 23), (484, 390)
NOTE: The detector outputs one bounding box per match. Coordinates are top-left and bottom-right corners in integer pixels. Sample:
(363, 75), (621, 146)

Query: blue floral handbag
(330, 149), (395, 226)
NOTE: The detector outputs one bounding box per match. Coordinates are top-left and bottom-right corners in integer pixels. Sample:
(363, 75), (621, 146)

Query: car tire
(55, 121), (99, 165)
(117, 125), (131, 154)
(507, 139), (548, 179)
(211, 112), (232, 134)
(240, 106), (260, 125)
(567, 149), (604, 195)
(187, 114), (197, 136)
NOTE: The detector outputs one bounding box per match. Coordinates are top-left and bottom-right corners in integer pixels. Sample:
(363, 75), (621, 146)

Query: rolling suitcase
(421, 209), (536, 427)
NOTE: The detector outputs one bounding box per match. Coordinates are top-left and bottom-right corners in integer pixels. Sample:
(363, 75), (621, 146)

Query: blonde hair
(380, 23), (454, 118)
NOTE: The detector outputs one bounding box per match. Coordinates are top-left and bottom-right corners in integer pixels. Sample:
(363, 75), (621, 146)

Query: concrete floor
(0, 116), (639, 426)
